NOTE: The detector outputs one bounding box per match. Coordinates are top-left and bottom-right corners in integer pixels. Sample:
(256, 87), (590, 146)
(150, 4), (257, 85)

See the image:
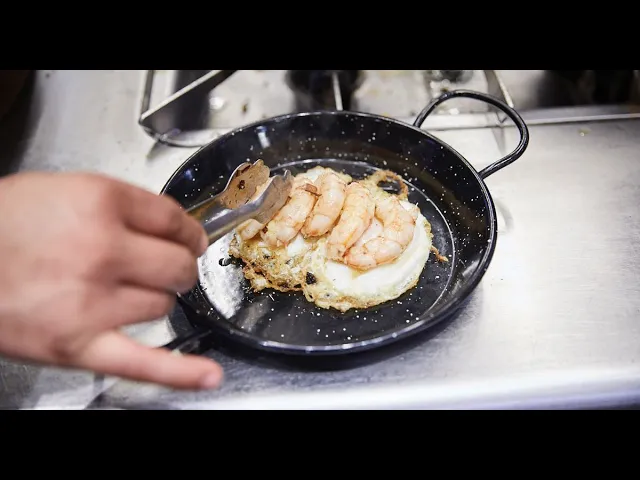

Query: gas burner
(424, 70), (473, 83)
(286, 70), (363, 112)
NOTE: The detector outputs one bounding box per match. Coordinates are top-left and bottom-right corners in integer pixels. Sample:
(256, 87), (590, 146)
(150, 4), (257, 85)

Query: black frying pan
(160, 90), (529, 357)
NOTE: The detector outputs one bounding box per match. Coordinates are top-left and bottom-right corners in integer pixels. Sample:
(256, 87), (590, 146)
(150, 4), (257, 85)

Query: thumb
(75, 330), (223, 390)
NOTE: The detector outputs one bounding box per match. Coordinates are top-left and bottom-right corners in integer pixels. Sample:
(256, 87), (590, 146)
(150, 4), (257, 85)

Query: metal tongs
(186, 160), (293, 246)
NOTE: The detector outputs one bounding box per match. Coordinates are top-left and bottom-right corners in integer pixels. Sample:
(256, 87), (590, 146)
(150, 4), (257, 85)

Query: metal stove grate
(138, 69), (640, 148)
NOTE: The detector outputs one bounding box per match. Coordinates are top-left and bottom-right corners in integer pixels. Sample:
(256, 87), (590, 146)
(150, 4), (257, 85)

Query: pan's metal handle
(158, 297), (215, 354)
(412, 89), (530, 179)
(160, 323), (212, 354)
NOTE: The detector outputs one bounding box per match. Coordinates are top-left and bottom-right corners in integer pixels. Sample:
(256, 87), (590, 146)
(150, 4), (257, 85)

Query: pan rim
(161, 110), (499, 355)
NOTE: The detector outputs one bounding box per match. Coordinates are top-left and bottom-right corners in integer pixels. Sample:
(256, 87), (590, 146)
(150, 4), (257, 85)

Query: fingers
(98, 286), (176, 329)
(76, 330), (224, 390)
(119, 185), (208, 257)
(118, 233), (199, 293)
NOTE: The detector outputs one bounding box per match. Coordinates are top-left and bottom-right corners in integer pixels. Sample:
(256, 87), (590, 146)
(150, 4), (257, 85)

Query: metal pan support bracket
(330, 71), (345, 111)
(138, 70), (237, 147)
(483, 70), (516, 156)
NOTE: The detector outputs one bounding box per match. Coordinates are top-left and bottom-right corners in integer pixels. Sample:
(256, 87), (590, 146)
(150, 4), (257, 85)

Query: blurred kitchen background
(137, 69), (640, 147)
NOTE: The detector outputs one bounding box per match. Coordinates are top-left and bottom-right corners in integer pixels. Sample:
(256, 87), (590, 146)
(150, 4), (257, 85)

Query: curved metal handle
(158, 295), (215, 353)
(413, 89), (530, 179)
(160, 325), (211, 353)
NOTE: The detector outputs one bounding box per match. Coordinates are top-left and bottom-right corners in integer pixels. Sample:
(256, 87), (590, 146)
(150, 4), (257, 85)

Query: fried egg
(228, 166), (439, 312)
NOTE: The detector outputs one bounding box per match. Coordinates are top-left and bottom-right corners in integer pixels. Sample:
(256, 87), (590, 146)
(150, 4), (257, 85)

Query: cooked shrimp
(301, 170), (348, 238)
(237, 179), (271, 241)
(261, 178), (318, 247)
(344, 194), (419, 271)
(326, 182), (375, 261)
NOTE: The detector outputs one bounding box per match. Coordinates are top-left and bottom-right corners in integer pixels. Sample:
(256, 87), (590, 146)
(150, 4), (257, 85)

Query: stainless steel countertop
(1, 70), (640, 410)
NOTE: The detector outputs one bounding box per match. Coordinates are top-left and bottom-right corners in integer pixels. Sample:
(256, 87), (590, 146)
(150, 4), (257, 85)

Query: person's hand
(0, 171), (223, 390)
